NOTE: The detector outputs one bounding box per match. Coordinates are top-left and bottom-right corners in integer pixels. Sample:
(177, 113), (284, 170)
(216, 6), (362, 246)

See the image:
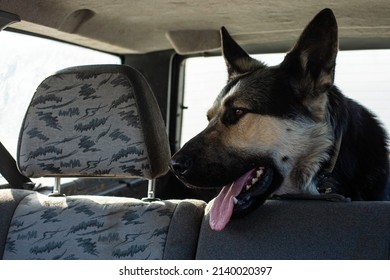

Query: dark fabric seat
(196, 199), (390, 259)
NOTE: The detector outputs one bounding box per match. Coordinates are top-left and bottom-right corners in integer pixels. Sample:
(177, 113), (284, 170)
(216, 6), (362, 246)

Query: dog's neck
(324, 135), (343, 173)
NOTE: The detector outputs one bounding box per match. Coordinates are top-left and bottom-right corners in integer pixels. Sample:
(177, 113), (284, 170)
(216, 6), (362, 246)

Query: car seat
(0, 64), (205, 259)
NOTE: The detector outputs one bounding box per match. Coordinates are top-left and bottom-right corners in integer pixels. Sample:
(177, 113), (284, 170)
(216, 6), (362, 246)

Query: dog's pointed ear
(221, 27), (263, 80)
(283, 8), (338, 95)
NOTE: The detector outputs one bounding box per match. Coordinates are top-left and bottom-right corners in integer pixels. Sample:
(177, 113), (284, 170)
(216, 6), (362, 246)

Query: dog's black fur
(170, 9), (389, 229)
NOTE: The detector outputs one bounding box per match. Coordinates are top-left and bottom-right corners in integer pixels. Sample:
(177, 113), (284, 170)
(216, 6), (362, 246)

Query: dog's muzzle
(170, 153), (283, 231)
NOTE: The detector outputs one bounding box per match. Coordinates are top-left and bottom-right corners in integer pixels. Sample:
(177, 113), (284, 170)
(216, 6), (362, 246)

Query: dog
(169, 8), (389, 231)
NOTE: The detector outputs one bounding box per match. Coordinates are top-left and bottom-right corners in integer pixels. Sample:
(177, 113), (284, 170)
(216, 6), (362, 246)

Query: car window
(0, 31), (121, 185)
(181, 50), (390, 146)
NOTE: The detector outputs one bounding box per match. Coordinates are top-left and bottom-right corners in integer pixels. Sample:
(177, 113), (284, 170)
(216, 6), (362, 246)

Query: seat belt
(1, 12), (29, 189)
(0, 141), (32, 189)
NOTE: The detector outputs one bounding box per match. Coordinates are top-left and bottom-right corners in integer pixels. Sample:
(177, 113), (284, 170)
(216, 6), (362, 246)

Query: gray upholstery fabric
(196, 199), (390, 259)
(17, 65), (170, 180)
(4, 191), (175, 259)
(1, 189), (206, 260)
(0, 189), (32, 259)
(163, 199), (206, 259)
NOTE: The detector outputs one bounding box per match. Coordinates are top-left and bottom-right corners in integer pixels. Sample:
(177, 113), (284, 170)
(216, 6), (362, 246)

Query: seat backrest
(196, 199), (390, 259)
(1, 189), (205, 260)
(0, 64), (206, 260)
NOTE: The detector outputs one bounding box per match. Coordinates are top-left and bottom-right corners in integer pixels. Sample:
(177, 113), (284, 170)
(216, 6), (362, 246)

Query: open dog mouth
(209, 166), (274, 231)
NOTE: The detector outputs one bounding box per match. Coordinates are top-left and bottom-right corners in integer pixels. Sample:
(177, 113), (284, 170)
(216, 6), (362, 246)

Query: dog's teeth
(256, 170), (263, 178)
(251, 178), (258, 185)
(246, 185), (252, 191)
(233, 197), (238, 204)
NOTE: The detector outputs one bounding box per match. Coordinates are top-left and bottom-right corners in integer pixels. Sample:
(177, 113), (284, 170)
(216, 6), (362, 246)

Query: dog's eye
(222, 107), (248, 125)
(233, 108), (248, 118)
(234, 108), (244, 116)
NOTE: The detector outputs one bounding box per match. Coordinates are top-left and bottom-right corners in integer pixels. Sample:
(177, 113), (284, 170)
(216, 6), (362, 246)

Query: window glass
(182, 50), (390, 145)
(0, 31), (121, 185)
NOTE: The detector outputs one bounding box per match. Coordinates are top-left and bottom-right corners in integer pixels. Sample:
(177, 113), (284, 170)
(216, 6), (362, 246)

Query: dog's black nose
(169, 156), (193, 175)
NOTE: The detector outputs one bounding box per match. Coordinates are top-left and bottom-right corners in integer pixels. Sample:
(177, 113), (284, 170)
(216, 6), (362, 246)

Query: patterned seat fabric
(1, 190), (205, 260)
(0, 65), (207, 260)
(4, 191), (176, 259)
(0, 189), (205, 260)
(17, 65), (170, 179)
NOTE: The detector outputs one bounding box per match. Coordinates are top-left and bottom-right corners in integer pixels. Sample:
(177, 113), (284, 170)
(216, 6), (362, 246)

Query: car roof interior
(1, 0), (390, 55)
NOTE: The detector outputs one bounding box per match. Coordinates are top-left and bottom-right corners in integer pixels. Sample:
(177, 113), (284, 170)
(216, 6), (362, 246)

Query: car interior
(0, 0), (389, 260)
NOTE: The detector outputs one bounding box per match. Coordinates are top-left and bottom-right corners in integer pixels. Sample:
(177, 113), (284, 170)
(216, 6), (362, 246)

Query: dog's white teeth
(233, 197), (238, 204)
(256, 169), (263, 178)
(251, 178), (258, 185)
(246, 185), (252, 191)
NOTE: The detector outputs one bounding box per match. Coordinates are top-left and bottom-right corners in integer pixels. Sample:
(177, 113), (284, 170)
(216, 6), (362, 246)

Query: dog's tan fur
(207, 84), (334, 195)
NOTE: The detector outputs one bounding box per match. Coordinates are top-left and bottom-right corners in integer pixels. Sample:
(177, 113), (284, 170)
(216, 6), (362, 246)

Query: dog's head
(170, 8), (338, 230)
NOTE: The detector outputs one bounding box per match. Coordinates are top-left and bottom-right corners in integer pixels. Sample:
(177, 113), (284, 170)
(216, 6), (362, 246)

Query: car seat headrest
(17, 65), (171, 180)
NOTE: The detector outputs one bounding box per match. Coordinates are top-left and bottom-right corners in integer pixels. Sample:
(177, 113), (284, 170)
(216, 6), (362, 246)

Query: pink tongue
(209, 169), (255, 231)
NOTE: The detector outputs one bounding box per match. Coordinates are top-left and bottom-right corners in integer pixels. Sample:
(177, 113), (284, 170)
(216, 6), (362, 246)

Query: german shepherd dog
(170, 8), (389, 231)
